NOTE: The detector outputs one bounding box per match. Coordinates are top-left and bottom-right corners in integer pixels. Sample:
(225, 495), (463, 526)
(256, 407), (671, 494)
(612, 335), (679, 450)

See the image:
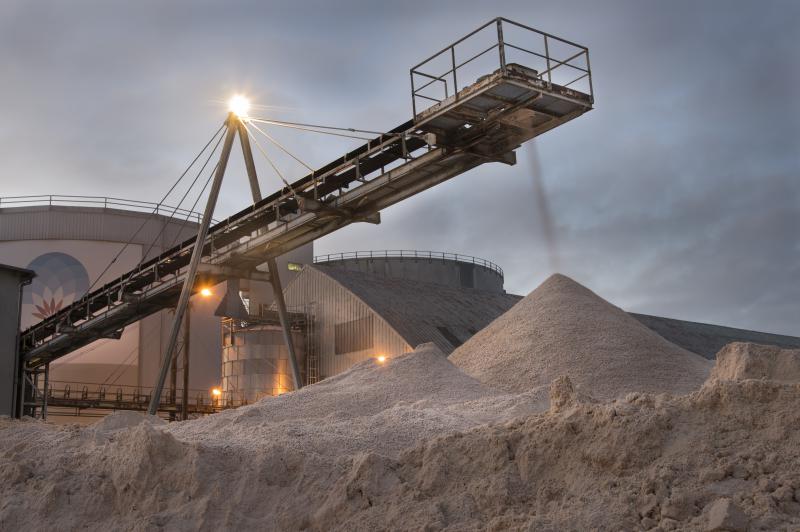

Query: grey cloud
(1, 0), (797, 335)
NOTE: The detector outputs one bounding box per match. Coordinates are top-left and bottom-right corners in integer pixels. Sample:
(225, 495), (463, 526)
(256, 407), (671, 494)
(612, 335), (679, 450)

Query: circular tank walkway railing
(314, 250), (504, 277)
(0, 194), (208, 223)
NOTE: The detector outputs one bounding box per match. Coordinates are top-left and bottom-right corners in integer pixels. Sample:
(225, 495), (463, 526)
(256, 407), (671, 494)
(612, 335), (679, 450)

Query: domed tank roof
(314, 250), (505, 294)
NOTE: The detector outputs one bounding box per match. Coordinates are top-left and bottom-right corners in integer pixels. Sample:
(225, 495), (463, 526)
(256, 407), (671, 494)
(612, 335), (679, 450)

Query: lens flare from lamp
(211, 388), (222, 397)
(376, 355), (387, 364)
(228, 94), (251, 118)
(200, 287), (212, 297)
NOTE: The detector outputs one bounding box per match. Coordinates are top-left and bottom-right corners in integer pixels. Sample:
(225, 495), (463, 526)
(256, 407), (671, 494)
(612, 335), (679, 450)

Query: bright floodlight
(211, 387), (222, 397)
(228, 94), (250, 118)
(376, 355), (387, 364)
(200, 287), (212, 297)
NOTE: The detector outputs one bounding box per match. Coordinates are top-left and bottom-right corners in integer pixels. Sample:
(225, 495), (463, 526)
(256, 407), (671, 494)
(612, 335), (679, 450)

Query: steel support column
(239, 121), (303, 391)
(238, 121), (262, 201)
(148, 115), (237, 415)
(181, 309), (189, 420)
(42, 363), (49, 420)
(266, 256), (303, 390)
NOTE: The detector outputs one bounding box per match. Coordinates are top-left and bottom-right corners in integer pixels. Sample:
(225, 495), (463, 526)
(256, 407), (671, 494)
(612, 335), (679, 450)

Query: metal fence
(0, 194), (208, 223)
(410, 17), (592, 116)
(44, 380), (246, 411)
(314, 249), (504, 277)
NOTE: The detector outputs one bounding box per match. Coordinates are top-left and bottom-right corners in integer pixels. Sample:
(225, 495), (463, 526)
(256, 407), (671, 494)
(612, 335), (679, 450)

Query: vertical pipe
(42, 364), (49, 420)
(181, 308), (189, 420)
(169, 315), (177, 405)
(148, 116), (237, 416)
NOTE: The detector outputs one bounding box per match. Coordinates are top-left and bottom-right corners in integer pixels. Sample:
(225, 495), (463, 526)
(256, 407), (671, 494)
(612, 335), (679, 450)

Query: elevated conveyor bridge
(17, 18), (593, 415)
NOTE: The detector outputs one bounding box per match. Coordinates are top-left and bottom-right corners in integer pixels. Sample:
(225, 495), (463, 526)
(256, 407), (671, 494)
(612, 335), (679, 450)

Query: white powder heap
(449, 273), (712, 399)
(314, 374), (800, 531)
(1, 275), (797, 531)
(710, 342), (800, 383)
(168, 343), (541, 458)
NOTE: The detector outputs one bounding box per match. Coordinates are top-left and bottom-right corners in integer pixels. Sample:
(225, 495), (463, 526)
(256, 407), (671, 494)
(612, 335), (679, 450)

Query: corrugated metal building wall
(283, 267), (411, 378)
(0, 204), (221, 392)
(221, 324), (306, 401)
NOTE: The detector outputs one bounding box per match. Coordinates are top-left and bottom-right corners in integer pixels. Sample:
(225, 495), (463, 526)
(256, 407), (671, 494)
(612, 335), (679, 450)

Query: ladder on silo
(305, 304), (319, 385)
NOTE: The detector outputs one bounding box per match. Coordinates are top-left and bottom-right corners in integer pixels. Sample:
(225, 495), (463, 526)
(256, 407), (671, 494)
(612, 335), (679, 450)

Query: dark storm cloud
(0, 1), (797, 334)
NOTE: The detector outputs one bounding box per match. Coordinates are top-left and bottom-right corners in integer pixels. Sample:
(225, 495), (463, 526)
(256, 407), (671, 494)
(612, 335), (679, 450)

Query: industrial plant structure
(221, 250), (800, 405)
(2, 18), (798, 421)
(220, 251), (521, 403)
(3, 214), (800, 416)
(0, 196), (310, 419)
(0, 197), (217, 390)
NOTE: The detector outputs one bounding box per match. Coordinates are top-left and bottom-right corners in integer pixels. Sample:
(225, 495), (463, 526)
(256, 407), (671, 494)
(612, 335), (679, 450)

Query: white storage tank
(313, 250), (506, 293)
(0, 196), (223, 395)
(221, 316), (307, 403)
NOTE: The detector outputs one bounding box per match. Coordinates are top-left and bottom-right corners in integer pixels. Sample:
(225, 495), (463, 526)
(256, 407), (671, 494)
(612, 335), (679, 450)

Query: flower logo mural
(23, 252), (90, 320)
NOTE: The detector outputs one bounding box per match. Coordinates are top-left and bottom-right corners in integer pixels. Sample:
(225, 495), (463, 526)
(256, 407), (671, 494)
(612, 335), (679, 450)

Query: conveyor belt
(20, 62), (592, 368)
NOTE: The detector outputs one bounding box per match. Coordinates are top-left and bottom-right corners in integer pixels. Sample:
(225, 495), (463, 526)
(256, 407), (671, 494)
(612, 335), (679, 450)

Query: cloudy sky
(1, 0), (798, 335)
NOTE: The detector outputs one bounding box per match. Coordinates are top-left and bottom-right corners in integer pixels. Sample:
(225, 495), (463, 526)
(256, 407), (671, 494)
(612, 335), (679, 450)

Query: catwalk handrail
(45, 380), (246, 409)
(0, 194), (211, 223)
(314, 250), (504, 277)
(410, 16), (593, 116)
(19, 119), (426, 353)
(18, 17), (592, 366)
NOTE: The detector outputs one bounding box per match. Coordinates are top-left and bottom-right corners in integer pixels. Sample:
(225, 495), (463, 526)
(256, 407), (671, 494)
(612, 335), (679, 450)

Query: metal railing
(314, 250), (504, 277)
(44, 380), (247, 411)
(0, 194), (209, 224)
(410, 17), (592, 116)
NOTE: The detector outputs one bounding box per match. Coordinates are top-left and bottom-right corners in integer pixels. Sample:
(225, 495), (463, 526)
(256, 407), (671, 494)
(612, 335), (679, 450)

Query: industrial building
(221, 251), (521, 403)
(0, 264), (35, 418)
(221, 250), (800, 405)
(3, 195), (800, 418)
(2, 17), (798, 420)
(285, 252), (520, 374)
(0, 196), (311, 418)
(3, 198), (800, 418)
(6, 19), (602, 418)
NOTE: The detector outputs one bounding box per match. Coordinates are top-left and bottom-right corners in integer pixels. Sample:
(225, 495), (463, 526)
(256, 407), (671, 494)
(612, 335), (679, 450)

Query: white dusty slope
(449, 273), (712, 399)
(1, 276), (798, 531)
(710, 342), (800, 383)
(168, 343), (541, 458)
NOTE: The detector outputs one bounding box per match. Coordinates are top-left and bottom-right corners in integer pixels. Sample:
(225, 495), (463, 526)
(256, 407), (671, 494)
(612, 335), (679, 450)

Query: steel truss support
(148, 113), (238, 415)
(19, 363), (48, 418)
(238, 121), (303, 392)
(149, 112), (305, 415)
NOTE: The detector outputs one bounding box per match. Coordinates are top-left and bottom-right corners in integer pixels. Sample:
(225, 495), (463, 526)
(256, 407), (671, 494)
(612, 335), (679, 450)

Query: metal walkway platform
(42, 381), (245, 419)
(17, 18), (593, 409)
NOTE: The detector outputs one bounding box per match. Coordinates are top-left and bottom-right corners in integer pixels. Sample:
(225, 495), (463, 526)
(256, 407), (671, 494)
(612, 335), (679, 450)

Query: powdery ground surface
(1, 277), (798, 531)
(168, 343), (545, 458)
(449, 274), (712, 399)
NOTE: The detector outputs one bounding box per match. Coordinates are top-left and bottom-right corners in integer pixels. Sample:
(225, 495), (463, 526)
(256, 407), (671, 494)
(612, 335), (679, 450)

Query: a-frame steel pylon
(147, 112), (302, 416)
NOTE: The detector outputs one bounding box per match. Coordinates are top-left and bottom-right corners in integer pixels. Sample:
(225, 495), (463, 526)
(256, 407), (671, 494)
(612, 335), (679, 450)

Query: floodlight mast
(147, 113), (236, 416)
(147, 112), (304, 416)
